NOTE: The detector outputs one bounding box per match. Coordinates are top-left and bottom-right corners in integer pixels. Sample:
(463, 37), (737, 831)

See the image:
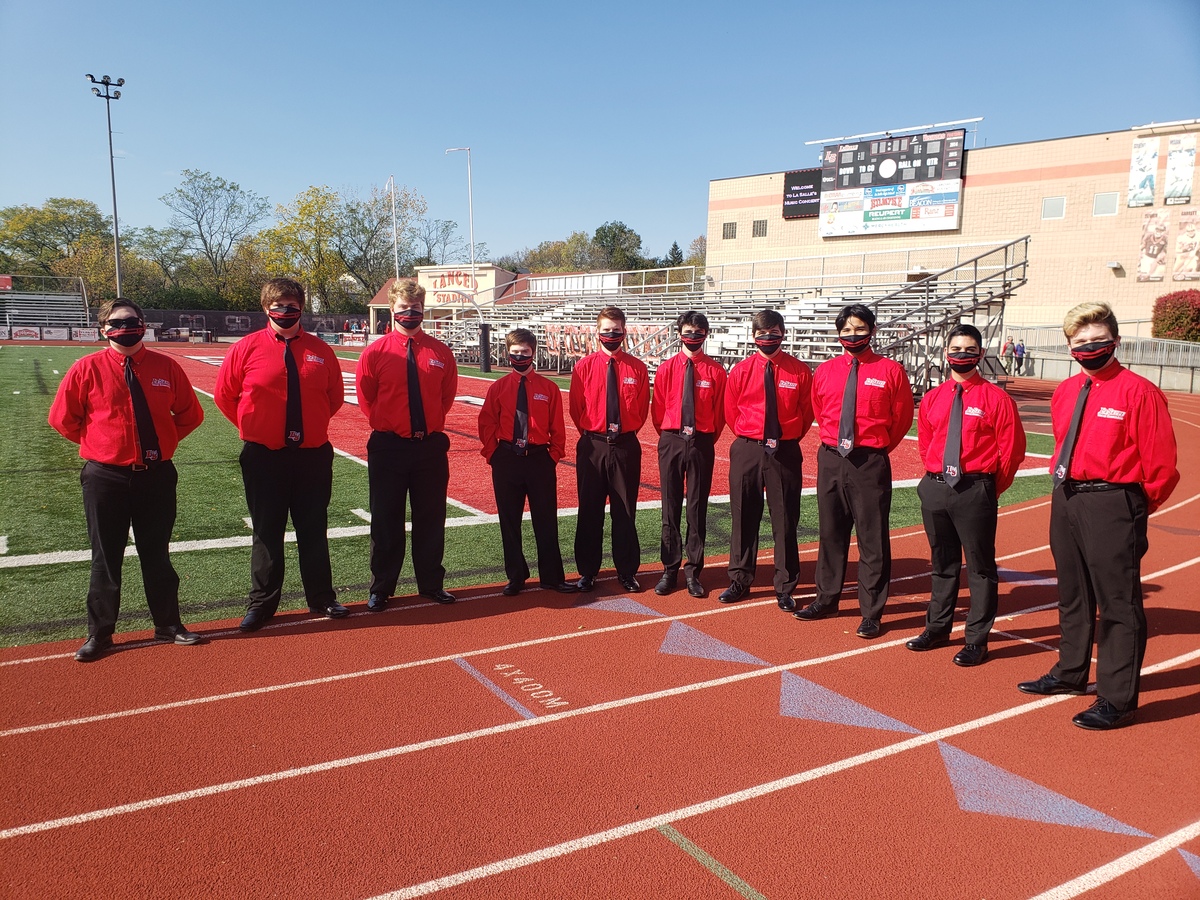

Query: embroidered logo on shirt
(533, 392), (550, 402)
(151, 378), (170, 388)
(778, 380), (798, 390)
(144, 449), (160, 461)
(965, 406), (984, 417)
(429, 359), (445, 368)
(304, 354), (324, 364)
(864, 377), (887, 388)
(623, 376), (637, 385)
(1097, 407), (1126, 420)
(697, 380), (713, 388)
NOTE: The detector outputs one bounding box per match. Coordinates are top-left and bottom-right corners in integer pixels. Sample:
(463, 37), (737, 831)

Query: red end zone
(166, 346), (1050, 516)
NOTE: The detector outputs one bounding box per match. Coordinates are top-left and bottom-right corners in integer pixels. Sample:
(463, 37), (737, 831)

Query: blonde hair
(388, 279), (425, 309)
(1063, 301), (1119, 340)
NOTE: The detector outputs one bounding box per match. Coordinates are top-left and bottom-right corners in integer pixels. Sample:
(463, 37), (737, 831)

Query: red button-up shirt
(214, 328), (344, 449)
(356, 329), (458, 436)
(569, 349), (650, 434)
(478, 369), (567, 463)
(651, 351), (727, 436)
(1051, 362), (1179, 511)
(48, 346), (204, 465)
(918, 373), (1027, 494)
(812, 350), (914, 452)
(724, 351), (814, 441)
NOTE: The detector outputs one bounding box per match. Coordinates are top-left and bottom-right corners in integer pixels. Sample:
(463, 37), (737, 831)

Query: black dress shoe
(793, 600), (838, 621)
(502, 580), (525, 596)
(576, 575), (596, 592)
(906, 630), (949, 652)
(654, 571), (678, 595)
(311, 602), (350, 618)
(154, 625), (204, 645)
(1018, 673), (1086, 696)
(367, 593), (388, 612)
(856, 618), (881, 639)
(618, 575), (643, 593)
(718, 582), (749, 604)
(776, 593), (796, 612)
(686, 578), (706, 599)
(240, 607), (272, 632)
(953, 643), (988, 667)
(74, 635), (113, 662)
(1072, 698), (1136, 731)
(420, 589), (457, 605)
(541, 581), (579, 593)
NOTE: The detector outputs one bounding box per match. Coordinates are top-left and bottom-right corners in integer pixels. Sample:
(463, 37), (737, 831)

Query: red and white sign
(341, 332), (367, 347)
(72, 327), (101, 342)
(12, 326), (41, 340)
(0, 275), (12, 290)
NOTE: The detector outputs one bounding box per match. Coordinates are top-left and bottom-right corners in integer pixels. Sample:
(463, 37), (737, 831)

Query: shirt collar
(1088, 359), (1124, 383)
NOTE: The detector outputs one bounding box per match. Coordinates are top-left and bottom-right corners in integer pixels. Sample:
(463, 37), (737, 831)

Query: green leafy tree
(0, 198), (111, 276)
(665, 241), (684, 267)
(592, 221), (646, 271)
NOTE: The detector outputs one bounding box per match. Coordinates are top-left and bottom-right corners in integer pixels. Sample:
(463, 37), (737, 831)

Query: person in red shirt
(796, 303), (914, 638)
(478, 329), (576, 596)
(356, 280), (459, 609)
(720, 309), (814, 608)
(48, 297), (205, 661)
(651, 311), (727, 598)
(1018, 301), (1179, 730)
(568, 306), (650, 593)
(215, 278), (348, 632)
(907, 323), (1026, 666)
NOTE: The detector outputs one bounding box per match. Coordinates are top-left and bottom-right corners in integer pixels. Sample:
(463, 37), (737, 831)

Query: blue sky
(2, 0), (1198, 261)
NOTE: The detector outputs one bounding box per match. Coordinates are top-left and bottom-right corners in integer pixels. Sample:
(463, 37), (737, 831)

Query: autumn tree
(685, 234), (707, 267)
(0, 198), (111, 276)
(337, 183), (426, 297)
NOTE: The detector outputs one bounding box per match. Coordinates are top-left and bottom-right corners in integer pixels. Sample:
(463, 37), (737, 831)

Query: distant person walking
(1001, 336), (1015, 374)
(1013, 340), (1026, 376)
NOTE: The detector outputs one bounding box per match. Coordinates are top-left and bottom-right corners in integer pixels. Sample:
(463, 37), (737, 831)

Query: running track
(1, 362), (1198, 898)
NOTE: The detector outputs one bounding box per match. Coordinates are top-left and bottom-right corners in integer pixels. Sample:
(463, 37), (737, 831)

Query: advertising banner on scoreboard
(1137, 210), (1169, 282)
(1165, 134), (1195, 206)
(818, 129), (965, 237)
(1174, 209), (1199, 281)
(1128, 137), (1159, 208)
(782, 168), (821, 218)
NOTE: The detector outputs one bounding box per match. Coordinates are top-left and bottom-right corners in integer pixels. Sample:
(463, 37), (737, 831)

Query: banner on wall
(41, 327), (70, 340)
(1137, 210), (1169, 282)
(72, 327), (100, 342)
(1174, 209), (1200, 281)
(0, 327), (10, 340)
(1165, 134), (1195, 206)
(1128, 137), (1159, 208)
(12, 326), (41, 340)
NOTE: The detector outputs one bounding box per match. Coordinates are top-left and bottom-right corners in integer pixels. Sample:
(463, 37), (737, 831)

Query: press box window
(722, 222), (737, 240)
(1041, 197), (1066, 220)
(1092, 192), (1119, 217)
(752, 219), (767, 238)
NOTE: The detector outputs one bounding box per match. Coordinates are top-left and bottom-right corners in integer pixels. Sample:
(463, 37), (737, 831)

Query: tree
(0, 198), (111, 276)
(258, 185), (344, 311)
(1151, 288), (1200, 342)
(336, 183), (426, 296)
(130, 226), (192, 290)
(685, 234), (707, 267)
(412, 217), (487, 267)
(160, 169), (269, 304)
(592, 221), (646, 271)
(665, 241), (684, 267)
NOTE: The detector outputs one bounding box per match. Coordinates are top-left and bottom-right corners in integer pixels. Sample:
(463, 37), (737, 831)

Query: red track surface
(2, 364), (1198, 899)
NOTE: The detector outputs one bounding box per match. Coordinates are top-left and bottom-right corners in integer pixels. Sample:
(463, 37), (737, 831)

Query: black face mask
(267, 307), (302, 330)
(395, 310), (424, 329)
(839, 334), (871, 353)
(947, 350), (982, 375)
(680, 333), (706, 351)
(509, 354), (533, 372)
(105, 318), (144, 347)
(598, 330), (624, 351)
(754, 335), (782, 355)
(1071, 340), (1117, 371)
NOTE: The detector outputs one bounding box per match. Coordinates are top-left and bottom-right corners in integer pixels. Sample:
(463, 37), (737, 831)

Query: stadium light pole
(385, 173), (400, 282)
(86, 74), (125, 297)
(444, 147), (475, 297)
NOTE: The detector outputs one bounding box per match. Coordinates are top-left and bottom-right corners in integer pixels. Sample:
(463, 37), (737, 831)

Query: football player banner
(1173, 209), (1200, 282)
(1128, 137), (1159, 208)
(1137, 211), (1169, 282)
(1165, 134), (1195, 206)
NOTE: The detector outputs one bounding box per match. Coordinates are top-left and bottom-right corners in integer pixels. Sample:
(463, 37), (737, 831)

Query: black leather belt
(584, 430), (627, 444)
(1065, 480), (1138, 492)
(821, 443), (884, 455)
(926, 471), (994, 484)
(499, 440), (548, 451)
(91, 460), (162, 472)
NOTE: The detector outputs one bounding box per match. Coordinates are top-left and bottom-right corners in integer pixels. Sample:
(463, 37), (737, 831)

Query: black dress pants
(240, 441), (335, 614)
(1049, 484), (1149, 712)
(918, 474), (999, 644)
(367, 430), (450, 597)
(814, 446), (892, 619)
(80, 460), (182, 638)
(658, 430), (716, 579)
(727, 436), (802, 594)
(574, 432), (641, 579)
(490, 443), (566, 585)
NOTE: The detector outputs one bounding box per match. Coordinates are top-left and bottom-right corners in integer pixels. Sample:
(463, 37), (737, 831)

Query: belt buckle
(132, 462), (148, 472)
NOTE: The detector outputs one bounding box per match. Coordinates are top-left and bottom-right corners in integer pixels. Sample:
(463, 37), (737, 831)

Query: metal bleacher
(0, 276), (90, 328)
(446, 237), (1030, 395)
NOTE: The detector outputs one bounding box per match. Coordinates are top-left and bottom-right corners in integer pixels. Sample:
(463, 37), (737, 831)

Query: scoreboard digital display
(782, 167), (821, 219)
(818, 128), (966, 237)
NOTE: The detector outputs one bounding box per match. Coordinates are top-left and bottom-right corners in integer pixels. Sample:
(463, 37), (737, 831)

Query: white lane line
(0, 536), (7, 555)
(1026, 816), (1200, 900)
(367, 647), (1200, 900)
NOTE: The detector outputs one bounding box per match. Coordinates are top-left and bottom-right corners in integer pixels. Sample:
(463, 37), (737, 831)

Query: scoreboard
(818, 128), (966, 237)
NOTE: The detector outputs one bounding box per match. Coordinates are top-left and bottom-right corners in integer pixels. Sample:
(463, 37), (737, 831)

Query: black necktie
(763, 361), (781, 454)
(606, 357), (621, 436)
(513, 375), (529, 455)
(1053, 377), (1092, 489)
(942, 383), (963, 487)
(124, 356), (161, 464)
(282, 336), (303, 447)
(837, 357), (858, 457)
(407, 337), (427, 438)
(680, 358), (696, 439)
